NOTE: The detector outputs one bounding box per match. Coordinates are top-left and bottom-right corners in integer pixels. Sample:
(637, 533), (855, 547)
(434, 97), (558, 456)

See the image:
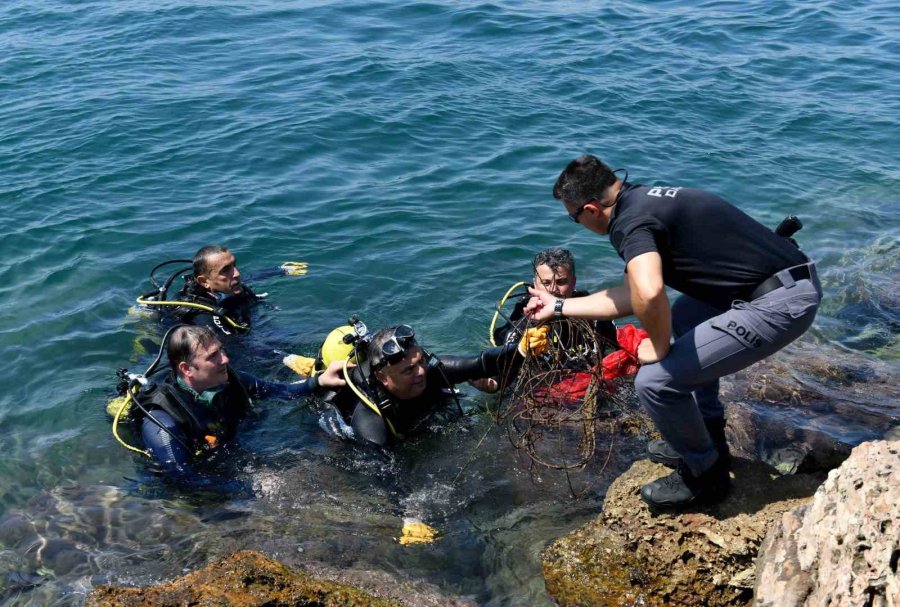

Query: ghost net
(494, 318), (641, 494)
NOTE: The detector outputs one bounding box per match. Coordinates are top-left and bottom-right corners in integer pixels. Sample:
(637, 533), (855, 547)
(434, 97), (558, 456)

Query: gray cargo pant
(635, 263), (822, 475)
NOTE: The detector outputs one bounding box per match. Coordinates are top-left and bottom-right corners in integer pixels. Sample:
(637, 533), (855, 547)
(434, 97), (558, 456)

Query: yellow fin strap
(283, 354), (316, 377)
(280, 261), (309, 276)
(398, 518), (439, 545)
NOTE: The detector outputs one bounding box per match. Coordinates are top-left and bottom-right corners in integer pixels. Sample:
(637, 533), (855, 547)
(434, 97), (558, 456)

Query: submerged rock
(719, 340), (899, 474)
(87, 549), (404, 607)
(754, 440), (900, 607)
(541, 458), (825, 607)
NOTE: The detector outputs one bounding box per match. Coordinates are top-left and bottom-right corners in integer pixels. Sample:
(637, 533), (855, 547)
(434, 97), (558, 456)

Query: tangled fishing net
(493, 319), (649, 489)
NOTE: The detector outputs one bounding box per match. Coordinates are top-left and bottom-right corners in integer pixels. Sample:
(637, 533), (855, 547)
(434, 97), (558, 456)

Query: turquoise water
(1, 0), (898, 604)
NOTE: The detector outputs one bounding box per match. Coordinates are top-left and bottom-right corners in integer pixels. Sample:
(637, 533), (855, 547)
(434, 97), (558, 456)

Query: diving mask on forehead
(370, 325), (417, 370)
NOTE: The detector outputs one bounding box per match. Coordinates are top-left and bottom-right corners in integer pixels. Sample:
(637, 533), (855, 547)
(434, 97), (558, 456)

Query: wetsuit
(137, 368), (320, 477)
(168, 276), (259, 335)
(326, 344), (521, 448)
(494, 287), (619, 355)
(609, 182), (820, 475)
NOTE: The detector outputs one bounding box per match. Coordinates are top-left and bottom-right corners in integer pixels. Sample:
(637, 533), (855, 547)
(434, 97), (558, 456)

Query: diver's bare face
(199, 252), (243, 295)
(534, 263), (575, 298)
(375, 346), (428, 400)
(179, 339), (230, 393)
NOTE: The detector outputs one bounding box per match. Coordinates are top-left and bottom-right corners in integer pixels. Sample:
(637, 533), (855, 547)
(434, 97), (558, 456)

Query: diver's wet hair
(169, 325), (219, 370)
(533, 247), (576, 276)
(552, 155), (618, 206)
(367, 326), (418, 372)
(193, 245), (231, 278)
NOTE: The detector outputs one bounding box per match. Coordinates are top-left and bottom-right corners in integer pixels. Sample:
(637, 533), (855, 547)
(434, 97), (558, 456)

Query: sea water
(1, 1), (897, 604)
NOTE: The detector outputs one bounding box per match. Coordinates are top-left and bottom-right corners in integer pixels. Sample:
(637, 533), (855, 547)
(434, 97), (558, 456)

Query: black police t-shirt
(608, 183), (807, 310)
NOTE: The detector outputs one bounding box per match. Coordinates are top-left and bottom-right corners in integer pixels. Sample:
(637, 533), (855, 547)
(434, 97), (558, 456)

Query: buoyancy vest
(138, 367), (252, 450)
(171, 277), (257, 334)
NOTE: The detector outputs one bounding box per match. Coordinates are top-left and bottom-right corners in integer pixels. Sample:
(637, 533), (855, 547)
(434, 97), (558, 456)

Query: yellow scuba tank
(315, 325), (358, 372)
(281, 325), (358, 377)
(106, 371), (152, 456)
(106, 394), (132, 419)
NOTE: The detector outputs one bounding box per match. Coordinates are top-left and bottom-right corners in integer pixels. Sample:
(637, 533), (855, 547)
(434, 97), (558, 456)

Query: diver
(137, 245), (308, 336)
(315, 319), (549, 448)
(492, 247), (617, 348)
(474, 247), (619, 394)
(109, 324), (346, 481)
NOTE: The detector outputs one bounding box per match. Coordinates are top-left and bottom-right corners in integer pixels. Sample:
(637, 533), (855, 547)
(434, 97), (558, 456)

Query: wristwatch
(553, 298), (564, 318)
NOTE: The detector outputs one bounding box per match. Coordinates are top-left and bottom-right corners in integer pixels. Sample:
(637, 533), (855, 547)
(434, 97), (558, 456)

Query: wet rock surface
(721, 340), (899, 474)
(754, 440), (900, 607)
(541, 458), (825, 607)
(86, 549), (471, 607)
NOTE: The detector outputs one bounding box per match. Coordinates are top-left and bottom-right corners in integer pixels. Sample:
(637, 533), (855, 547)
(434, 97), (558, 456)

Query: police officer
(526, 155), (821, 511)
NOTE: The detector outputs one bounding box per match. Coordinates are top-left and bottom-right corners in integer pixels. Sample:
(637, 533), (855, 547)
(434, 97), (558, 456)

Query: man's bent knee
(635, 363), (678, 401)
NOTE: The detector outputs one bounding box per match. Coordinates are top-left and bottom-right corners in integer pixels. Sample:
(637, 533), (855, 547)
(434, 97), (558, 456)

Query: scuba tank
(106, 325), (198, 457)
(134, 258), (251, 333)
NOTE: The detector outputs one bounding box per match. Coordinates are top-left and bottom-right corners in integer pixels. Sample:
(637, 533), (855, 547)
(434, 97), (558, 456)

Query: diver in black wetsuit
(133, 325), (346, 479)
(169, 245), (258, 335)
(324, 324), (548, 448)
(473, 248), (618, 394)
(493, 247), (617, 348)
(138, 245), (306, 336)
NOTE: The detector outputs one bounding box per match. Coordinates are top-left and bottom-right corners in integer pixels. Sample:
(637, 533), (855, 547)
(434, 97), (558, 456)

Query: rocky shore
(87, 549), (477, 607)
(541, 457), (824, 607)
(87, 440), (898, 607)
(541, 440), (899, 607)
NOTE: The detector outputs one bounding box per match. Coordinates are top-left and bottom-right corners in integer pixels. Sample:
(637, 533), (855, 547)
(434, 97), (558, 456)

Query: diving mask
(371, 325), (416, 370)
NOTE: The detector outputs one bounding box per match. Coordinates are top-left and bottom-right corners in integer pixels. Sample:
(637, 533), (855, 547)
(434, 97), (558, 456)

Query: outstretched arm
(524, 281), (633, 322)
(439, 343), (522, 385)
(236, 361), (347, 401)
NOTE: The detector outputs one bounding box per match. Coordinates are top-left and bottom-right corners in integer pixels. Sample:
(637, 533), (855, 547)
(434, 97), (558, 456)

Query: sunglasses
(372, 325), (416, 369)
(566, 168), (629, 224)
(568, 199), (597, 224)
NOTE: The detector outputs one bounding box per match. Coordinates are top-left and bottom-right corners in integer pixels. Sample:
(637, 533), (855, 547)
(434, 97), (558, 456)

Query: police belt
(750, 264), (812, 301)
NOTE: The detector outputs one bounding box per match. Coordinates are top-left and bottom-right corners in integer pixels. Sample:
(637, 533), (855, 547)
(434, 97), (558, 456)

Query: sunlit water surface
(1, 0), (898, 604)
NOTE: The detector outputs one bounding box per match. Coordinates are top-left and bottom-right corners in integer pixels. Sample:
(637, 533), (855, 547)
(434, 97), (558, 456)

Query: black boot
(646, 417), (731, 468)
(640, 455), (731, 512)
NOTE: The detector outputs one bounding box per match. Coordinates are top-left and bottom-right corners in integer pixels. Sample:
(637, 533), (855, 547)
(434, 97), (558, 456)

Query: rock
(719, 340), (899, 474)
(754, 440), (900, 607)
(294, 562), (478, 607)
(87, 549), (404, 607)
(724, 401), (853, 474)
(541, 458), (825, 607)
